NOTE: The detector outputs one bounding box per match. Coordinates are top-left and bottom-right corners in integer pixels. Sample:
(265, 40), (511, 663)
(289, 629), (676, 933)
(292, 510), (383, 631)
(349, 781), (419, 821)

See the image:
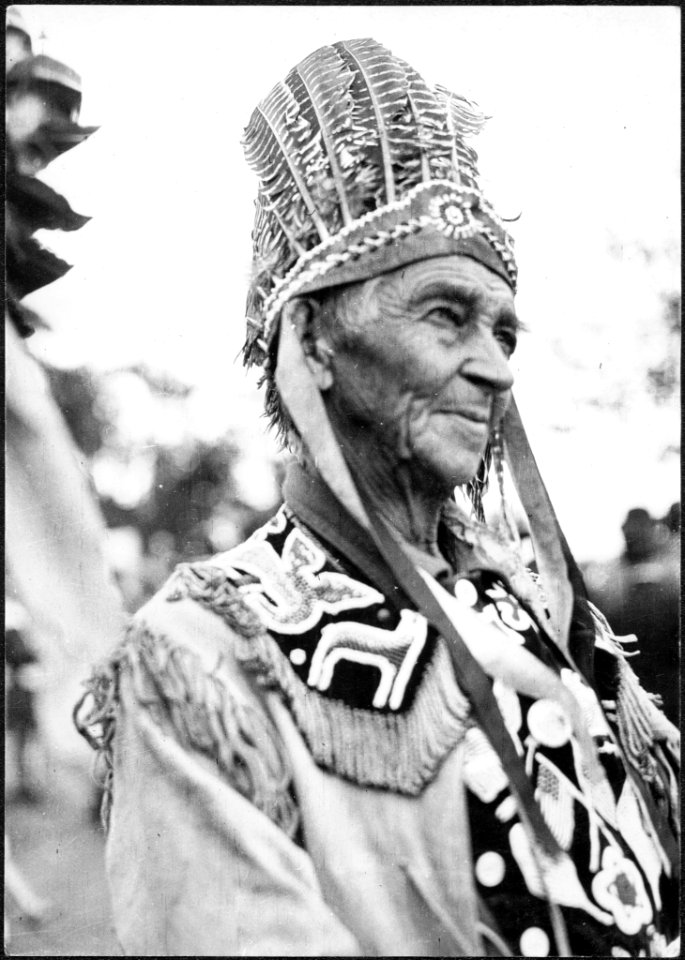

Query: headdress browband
(242, 38), (518, 367)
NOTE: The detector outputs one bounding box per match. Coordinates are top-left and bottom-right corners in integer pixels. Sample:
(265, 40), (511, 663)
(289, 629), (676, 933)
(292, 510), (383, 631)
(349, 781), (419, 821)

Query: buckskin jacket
(81, 462), (680, 957)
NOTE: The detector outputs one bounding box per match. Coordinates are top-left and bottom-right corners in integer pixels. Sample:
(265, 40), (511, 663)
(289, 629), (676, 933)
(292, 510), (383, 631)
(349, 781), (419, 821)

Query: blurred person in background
(6, 0), (125, 836)
(5, 597), (44, 803)
(4, 596), (54, 949)
(6, 2), (32, 71)
(140, 530), (178, 601)
(77, 39), (679, 957)
(5, 4), (124, 693)
(6, 6), (96, 322)
(585, 506), (679, 724)
(663, 502), (680, 538)
(4, 833), (52, 954)
(5, 11), (128, 950)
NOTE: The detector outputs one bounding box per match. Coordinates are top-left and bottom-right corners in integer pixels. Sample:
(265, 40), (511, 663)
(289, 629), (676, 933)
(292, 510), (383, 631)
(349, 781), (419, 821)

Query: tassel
(491, 425), (520, 544)
(465, 441), (490, 523)
(615, 656), (680, 777)
(73, 647), (127, 829)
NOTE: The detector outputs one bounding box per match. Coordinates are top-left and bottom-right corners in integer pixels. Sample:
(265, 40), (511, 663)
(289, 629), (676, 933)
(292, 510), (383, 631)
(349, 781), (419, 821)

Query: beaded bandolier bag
(77, 38), (679, 957)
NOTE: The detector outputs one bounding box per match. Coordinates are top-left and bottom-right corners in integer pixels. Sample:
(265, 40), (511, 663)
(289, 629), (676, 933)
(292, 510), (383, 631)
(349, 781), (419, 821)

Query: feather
(404, 68), (437, 183)
(435, 85), (486, 189)
(286, 46), (357, 226)
(333, 38), (414, 203)
(435, 84), (487, 136)
(405, 66), (461, 185)
(256, 192), (307, 261)
(242, 81), (330, 242)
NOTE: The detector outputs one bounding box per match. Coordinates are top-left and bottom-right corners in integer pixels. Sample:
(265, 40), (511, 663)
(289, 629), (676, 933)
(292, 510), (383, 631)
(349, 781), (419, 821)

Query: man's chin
(408, 452), (486, 495)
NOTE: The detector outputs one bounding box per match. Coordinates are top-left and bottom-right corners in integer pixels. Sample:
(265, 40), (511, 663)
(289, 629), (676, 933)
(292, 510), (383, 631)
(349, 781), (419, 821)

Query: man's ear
(281, 298), (335, 390)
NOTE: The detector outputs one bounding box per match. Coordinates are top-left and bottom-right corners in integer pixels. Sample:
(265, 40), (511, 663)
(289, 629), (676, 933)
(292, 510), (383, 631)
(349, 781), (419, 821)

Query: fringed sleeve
(75, 588), (361, 957)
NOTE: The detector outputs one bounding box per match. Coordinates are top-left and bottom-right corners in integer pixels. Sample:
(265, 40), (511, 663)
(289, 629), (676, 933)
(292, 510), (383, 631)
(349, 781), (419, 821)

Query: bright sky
(17, 5), (681, 560)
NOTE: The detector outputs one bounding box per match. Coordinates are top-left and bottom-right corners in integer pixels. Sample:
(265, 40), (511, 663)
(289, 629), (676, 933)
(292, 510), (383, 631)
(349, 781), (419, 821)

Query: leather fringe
(588, 602), (680, 837)
(614, 656), (680, 832)
(74, 649), (121, 829)
(74, 621), (299, 838)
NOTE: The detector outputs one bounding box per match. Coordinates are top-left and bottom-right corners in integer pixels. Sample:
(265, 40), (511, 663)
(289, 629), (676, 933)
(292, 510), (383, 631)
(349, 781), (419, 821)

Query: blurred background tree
(646, 290), (680, 407)
(43, 360), (283, 611)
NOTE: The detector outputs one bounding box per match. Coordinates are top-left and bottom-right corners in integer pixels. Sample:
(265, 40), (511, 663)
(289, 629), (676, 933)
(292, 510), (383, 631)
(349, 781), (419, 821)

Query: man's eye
(495, 327), (517, 356)
(426, 307), (467, 328)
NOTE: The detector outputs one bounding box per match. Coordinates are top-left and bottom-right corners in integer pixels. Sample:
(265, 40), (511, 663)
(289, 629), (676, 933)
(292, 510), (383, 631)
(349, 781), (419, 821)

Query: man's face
(321, 254), (519, 492)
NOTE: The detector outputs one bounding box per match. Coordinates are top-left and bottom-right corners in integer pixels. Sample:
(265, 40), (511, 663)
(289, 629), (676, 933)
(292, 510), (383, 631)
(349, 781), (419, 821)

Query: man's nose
(460, 326), (515, 395)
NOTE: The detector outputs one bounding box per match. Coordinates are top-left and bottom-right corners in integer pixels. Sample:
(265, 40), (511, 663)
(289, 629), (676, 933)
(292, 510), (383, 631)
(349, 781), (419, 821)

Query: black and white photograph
(5, 4), (680, 956)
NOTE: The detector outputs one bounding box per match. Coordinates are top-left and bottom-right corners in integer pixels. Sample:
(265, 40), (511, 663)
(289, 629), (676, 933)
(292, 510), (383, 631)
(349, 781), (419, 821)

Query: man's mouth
(439, 408), (491, 425)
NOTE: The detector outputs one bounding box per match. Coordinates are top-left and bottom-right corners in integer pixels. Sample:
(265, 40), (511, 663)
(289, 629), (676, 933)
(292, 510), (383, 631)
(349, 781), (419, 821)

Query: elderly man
(77, 39), (679, 957)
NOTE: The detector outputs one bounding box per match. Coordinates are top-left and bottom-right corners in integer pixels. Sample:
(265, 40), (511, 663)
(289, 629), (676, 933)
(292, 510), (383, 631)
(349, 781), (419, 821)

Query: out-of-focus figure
(4, 833), (52, 953)
(6, 4), (32, 71)
(584, 506), (679, 723)
(5, 2), (124, 781)
(5, 7), (124, 950)
(5, 597), (44, 803)
(5, 5), (123, 670)
(4, 599), (53, 952)
(6, 6), (97, 334)
(663, 501), (680, 538)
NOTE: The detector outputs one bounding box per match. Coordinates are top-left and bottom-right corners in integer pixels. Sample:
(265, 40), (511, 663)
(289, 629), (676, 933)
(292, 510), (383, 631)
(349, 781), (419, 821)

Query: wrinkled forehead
(384, 253), (515, 300)
(297, 230), (515, 302)
(321, 252), (516, 319)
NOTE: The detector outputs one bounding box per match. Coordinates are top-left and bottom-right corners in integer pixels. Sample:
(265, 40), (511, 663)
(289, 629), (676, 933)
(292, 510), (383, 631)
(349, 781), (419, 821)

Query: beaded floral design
(591, 847), (653, 936)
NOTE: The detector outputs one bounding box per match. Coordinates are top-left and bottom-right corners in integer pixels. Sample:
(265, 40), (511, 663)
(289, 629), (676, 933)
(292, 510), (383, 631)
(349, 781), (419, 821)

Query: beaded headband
(242, 38), (517, 368)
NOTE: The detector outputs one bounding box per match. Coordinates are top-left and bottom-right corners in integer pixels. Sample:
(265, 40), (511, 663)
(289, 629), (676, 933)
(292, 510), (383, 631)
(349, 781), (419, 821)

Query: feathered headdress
(242, 38), (516, 367)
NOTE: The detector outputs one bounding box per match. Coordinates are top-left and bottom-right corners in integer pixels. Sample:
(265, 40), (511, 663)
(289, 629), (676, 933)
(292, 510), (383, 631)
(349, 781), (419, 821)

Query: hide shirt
(97, 463), (679, 956)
